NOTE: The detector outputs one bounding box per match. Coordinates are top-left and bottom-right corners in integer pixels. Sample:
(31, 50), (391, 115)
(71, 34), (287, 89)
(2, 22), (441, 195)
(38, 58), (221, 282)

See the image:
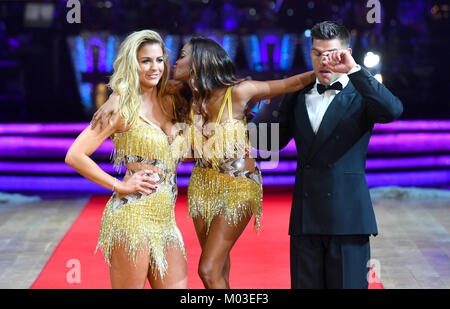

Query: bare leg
(147, 245), (188, 289)
(193, 216), (231, 287)
(223, 254), (230, 286)
(193, 215), (208, 249)
(109, 245), (149, 289)
(197, 213), (252, 289)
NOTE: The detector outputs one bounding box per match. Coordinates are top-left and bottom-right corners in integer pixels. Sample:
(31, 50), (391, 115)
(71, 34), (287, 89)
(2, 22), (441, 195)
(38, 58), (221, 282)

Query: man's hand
(91, 92), (120, 130)
(322, 50), (357, 74)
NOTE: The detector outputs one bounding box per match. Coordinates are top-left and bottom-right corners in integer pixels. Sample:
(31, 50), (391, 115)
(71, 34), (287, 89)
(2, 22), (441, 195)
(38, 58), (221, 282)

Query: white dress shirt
(305, 65), (361, 134)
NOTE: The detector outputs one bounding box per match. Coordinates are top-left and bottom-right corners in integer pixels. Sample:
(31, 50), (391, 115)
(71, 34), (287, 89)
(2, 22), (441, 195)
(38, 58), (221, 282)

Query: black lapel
(294, 83), (315, 153)
(306, 81), (357, 161)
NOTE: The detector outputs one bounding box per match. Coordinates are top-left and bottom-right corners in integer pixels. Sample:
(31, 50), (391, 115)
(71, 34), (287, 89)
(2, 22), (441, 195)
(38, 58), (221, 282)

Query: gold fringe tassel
(187, 165), (263, 234)
(96, 184), (186, 279)
(111, 123), (192, 171)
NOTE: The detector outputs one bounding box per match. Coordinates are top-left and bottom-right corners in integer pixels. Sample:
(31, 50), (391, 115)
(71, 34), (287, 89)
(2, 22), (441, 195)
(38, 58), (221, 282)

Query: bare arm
(234, 70), (315, 104)
(90, 92), (120, 130)
(91, 80), (188, 130)
(323, 50), (403, 123)
(65, 115), (157, 195)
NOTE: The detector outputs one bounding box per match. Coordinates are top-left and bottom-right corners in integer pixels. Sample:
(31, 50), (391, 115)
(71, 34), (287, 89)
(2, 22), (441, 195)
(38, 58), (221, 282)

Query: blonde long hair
(108, 30), (170, 128)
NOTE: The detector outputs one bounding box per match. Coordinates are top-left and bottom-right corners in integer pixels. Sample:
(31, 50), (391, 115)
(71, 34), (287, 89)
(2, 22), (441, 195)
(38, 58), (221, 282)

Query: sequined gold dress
(95, 113), (189, 279)
(187, 86), (263, 233)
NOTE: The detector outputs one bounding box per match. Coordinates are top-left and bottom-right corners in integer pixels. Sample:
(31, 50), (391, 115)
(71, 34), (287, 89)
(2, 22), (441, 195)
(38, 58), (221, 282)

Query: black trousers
(290, 235), (370, 289)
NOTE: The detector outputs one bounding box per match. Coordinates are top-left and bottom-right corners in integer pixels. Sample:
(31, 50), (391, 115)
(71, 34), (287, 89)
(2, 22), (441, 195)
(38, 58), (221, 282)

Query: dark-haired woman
(172, 37), (315, 288)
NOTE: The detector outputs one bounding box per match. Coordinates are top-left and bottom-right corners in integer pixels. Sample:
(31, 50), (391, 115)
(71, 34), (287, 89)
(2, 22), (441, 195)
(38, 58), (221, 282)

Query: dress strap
(190, 106), (195, 123)
(216, 86), (233, 125)
(227, 86), (233, 119)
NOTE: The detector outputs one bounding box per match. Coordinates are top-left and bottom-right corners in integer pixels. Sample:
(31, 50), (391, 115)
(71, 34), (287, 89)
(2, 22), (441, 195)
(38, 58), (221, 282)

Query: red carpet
(31, 192), (383, 289)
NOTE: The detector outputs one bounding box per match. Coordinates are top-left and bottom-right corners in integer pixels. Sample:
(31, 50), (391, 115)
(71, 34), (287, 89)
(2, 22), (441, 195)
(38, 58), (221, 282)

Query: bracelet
(112, 178), (118, 192)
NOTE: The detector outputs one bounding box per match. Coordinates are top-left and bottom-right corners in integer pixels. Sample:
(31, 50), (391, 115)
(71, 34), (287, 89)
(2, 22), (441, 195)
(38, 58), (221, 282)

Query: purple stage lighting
(373, 120), (450, 132)
(0, 120), (449, 193)
(1, 170), (449, 192)
(1, 155), (449, 176)
(0, 136), (113, 159)
(260, 35), (281, 70)
(3, 121), (450, 136)
(280, 133), (450, 156)
(0, 123), (87, 136)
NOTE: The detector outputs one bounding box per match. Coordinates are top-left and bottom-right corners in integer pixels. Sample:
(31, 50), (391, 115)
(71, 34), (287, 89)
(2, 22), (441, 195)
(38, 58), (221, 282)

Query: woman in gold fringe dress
(65, 30), (191, 289)
(171, 37), (315, 288)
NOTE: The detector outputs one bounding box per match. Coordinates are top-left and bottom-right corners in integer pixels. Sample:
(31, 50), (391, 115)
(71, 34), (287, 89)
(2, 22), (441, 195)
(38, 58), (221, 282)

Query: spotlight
(364, 51), (380, 68)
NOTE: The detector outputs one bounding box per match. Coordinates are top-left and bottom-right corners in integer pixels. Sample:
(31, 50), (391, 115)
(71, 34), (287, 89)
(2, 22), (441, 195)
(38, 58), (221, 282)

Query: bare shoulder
(232, 80), (261, 98)
(232, 80), (254, 95)
(112, 111), (130, 133)
(231, 81), (255, 108)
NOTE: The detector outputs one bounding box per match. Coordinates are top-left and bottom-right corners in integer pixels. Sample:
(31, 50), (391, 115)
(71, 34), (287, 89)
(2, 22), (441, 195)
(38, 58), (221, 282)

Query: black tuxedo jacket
(273, 67), (403, 236)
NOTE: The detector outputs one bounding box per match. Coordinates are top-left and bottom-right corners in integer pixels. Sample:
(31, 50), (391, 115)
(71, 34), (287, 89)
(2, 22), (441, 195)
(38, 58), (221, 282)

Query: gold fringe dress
(95, 114), (190, 279)
(187, 86), (263, 233)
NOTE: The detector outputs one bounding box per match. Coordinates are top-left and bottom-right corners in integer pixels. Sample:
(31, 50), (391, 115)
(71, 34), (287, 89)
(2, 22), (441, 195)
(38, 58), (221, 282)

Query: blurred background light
(364, 51), (380, 68)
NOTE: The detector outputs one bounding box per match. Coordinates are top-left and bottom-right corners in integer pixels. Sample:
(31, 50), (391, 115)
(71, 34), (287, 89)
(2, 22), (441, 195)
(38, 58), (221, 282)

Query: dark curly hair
(188, 37), (252, 123)
(167, 81), (192, 124)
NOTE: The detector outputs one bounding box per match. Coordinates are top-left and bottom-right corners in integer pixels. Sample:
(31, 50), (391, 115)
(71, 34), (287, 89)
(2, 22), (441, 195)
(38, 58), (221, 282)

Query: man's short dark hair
(311, 21), (351, 48)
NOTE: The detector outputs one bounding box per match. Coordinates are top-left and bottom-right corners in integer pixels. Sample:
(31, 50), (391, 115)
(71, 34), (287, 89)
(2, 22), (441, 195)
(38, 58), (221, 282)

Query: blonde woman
(65, 30), (190, 289)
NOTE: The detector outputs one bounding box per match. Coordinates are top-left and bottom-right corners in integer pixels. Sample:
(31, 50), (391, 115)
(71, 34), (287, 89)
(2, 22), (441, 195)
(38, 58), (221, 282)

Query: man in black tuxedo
(273, 21), (403, 289)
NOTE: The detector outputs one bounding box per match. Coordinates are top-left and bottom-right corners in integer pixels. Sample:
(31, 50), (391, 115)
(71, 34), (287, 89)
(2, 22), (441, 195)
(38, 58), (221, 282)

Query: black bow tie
(317, 82), (343, 95)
